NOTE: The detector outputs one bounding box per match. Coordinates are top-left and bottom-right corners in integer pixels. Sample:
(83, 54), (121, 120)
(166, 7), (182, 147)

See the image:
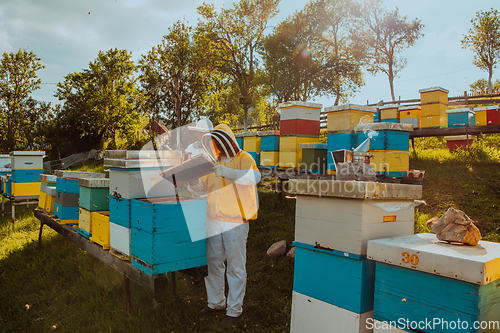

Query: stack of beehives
(278, 101), (322, 169)
(78, 178), (109, 240)
(9, 151), (45, 197)
(38, 174), (56, 214)
(53, 170), (105, 226)
(355, 123), (412, 179)
(287, 179), (422, 333)
(325, 104), (376, 175)
(419, 86), (449, 129)
(243, 132), (261, 166)
(258, 130), (280, 168)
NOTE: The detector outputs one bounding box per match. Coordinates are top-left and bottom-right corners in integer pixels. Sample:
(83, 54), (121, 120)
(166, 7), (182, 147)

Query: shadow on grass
(0, 191), (296, 332)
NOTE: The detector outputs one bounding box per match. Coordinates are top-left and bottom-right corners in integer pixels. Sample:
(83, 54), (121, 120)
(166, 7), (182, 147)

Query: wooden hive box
(325, 104), (376, 133)
(327, 132), (357, 152)
(419, 86), (449, 105)
(89, 211), (110, 249)
(10, 151), (45, 170)
(486, 105), (500, 125)
(370, 150), (410, 178)
(11, 182), (40, 197)
(446, 107), (475, 127)
(53, 203), (79, 224)
(293, 242), (375, 314)
(421, 114), (447, 129)
(356, 131), (410, 151)
(10, 169), (43, 183)
(130, 196), (207, 276)
(290, 291), (373, 333)
(288, 180), (421, 256)
(259, 134), (280, 151)
(300, 143), (327, 172)
(279, 101), (322, 136)
(78, 207), (93, 236)
(44, 187), (57, 215)
(243, 136), (261, 152)
(78, 178), (110, 211)
(379, 105), (399, 120)
(248, 152), (260, 166)
(260, 151), (279, 167)
(109, 196), (131, 228)
(367, 233), (500, 332)
(110, 222), (131, 256)
(398, 105), (421, 129)
(473, 106), (488, 126)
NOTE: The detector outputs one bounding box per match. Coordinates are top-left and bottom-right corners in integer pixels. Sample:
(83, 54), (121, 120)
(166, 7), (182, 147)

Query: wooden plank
(409, 125), (500, 138)
(34, 210), (168, 293)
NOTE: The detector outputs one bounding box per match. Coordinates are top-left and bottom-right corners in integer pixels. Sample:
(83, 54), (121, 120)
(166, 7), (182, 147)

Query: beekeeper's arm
(213, 155), (261, 185)
(187, 178), (204, 195)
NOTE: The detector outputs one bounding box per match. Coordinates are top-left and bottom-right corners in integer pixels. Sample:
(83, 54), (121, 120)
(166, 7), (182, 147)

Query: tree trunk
(389, 72), (395, 102)
(243, 105), (248, 132)
(488, 67), (493, 95)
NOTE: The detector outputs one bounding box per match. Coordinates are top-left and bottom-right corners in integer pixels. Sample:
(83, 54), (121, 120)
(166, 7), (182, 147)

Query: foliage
(262, 0), (365, 105)
(470, 78), (500, 95)
(362, 0), (424, 101)
(462, 8), (500, 95)
(138, 21), (211, 139)
(54, 48), (142, 154)
(197, 0), (280, 131)
(0, 49), (46, 151)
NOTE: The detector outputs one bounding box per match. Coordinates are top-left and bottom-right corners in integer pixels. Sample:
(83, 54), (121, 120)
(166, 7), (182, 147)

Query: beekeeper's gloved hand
(213, 164), (237, 181)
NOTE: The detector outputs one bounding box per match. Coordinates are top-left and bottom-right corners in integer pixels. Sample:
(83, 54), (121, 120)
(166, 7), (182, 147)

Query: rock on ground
(286, 247), (295, 259)
(267, 240), (287, 257)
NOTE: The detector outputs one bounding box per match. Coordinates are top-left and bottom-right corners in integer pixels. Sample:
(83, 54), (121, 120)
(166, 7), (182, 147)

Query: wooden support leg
(2, 195), (4, 215)
(172, 271), (176, 298)
(11, 202), (15, 230)
(123, 270), (132, 313)
(277, 177), (283, 203)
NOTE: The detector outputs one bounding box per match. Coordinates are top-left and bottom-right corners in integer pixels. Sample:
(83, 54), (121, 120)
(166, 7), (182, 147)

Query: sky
(0, 0), (497, 110)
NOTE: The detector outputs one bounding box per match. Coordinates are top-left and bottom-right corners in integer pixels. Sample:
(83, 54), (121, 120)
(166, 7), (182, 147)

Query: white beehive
(288, 180), (422, 255)
(110, 222), (131, 256)
(290, 291), (373, 333)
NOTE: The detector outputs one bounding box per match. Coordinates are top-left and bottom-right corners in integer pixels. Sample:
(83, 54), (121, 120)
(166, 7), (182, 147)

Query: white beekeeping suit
(185, 117), (214, 158)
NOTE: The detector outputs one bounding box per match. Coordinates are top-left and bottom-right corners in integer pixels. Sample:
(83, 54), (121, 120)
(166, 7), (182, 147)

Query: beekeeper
(188, 124), (261, 329)
(185, 117), (213, 158)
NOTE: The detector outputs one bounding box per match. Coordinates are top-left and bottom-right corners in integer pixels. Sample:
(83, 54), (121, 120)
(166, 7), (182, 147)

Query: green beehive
(300, 143), (327, 173)
(78, 178), (110, 211)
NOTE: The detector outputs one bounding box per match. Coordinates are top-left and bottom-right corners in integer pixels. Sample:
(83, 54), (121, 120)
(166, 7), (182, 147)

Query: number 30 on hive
(401, 252), (419, 265)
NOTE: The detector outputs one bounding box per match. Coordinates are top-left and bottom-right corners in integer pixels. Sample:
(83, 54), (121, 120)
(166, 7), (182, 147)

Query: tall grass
(411, 134), (500, 240)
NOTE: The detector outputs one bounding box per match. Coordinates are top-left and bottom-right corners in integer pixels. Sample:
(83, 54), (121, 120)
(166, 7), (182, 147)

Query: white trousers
(205, 219), (249, 317)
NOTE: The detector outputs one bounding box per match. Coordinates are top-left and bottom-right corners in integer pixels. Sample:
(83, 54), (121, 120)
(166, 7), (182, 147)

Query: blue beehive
(248, 152), (260, 166)
(235, 137), (244, 150)
(260, 135), (280, 151)
(327, 132), (357, 152)
(293, 242), (375, 314)
(130, 197), (207, 276)
(356, 130), (409, 151)
(109, 196), (131, 228)
(380, 118), (398, 123)
(368, 233), (500, 333)
(10, 169), (44, 183)
(447, 107), (475, 127)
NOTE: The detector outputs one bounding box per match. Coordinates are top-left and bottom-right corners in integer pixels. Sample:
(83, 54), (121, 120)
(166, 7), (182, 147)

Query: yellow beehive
(325, 104), (376, 132)
(45, 195), (56, 215)
(12, 182), (41, 197)
(399, 106), (421, 119)
(90, 211), (110, 249)
(421, 115), (447, 128)
(38, 192), (47, 209)
(79, 208), (92, 234)
(326, 169), (336, 175)
(280, 136), (319, 152)
(419, 87), (449, 105)
(370, 150), (409, 173)
(421, 103), (448, 117)
(474, 107), (487, 126)
(260, 151), (279, 166)
(380, 105), (399, 120)
(243, 136), (261, 152)
(278, 152), (301, 168)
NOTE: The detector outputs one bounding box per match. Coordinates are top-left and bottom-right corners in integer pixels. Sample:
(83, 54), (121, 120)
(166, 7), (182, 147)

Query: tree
(197, 0), (280, 131)
(469, 78), (500, 95)
(462, 9), (500, 95)
(362, 0), (424, 101)
(138, 21), (210, 140)
(0, 49), (45, 151)
(55, 48), (141, 151)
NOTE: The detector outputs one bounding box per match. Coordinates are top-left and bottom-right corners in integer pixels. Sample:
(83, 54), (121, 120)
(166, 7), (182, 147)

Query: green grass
(2, 138), (500, 332)
(411, 134), (500, 240)
(0, 188), (295, 332)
